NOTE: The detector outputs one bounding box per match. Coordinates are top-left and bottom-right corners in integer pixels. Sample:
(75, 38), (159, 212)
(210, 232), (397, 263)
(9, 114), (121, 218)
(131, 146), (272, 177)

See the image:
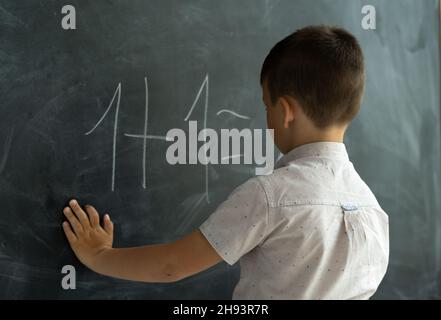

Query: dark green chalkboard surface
(0, 0), (440, 299)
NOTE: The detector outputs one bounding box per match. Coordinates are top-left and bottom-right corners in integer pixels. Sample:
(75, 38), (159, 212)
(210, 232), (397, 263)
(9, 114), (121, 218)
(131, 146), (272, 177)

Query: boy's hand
(62, 199), (114, 270)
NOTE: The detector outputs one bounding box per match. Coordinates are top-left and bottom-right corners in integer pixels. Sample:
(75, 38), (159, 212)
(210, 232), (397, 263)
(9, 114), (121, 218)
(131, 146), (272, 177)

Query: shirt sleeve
(199, 177), (269, 265)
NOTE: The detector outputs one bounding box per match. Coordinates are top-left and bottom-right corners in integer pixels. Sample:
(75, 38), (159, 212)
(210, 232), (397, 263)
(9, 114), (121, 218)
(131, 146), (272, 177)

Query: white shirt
(199, 142), (389, 299)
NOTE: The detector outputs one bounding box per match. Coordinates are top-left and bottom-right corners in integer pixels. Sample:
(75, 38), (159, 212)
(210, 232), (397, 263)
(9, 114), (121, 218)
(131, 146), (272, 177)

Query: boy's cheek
(266, 110), (276, 130)
(266, 109), (285, 148)
(266, 113), (277, 138)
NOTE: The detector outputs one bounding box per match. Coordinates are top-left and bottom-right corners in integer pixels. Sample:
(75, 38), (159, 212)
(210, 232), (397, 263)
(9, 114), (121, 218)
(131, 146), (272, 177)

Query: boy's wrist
(88, 246), (115, 274)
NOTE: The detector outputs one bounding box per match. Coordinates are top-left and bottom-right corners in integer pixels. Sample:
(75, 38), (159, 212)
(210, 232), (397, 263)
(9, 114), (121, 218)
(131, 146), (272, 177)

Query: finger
(85, 205), (100, 228)
(103, 214), (114, 235)
(69, 199), (91, 229)
(63, 207), (83, 235)
(63, 221), (78, 244)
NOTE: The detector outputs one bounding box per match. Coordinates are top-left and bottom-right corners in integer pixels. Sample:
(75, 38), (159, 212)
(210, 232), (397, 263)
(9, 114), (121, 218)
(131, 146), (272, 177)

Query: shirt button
(341, 204), (358, 211)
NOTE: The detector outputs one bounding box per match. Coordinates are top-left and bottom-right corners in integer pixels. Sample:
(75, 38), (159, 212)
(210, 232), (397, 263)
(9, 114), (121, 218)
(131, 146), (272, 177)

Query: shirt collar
(275, 142), (349, 169)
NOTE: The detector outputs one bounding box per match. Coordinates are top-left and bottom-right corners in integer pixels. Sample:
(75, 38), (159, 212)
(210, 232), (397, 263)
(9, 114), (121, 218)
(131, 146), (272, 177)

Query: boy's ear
(279, 96), (295, 129)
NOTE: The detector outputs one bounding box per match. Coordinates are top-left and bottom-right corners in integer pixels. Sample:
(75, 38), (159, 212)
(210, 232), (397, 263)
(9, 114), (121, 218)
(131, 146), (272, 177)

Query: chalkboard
(0, 0), (440, 299)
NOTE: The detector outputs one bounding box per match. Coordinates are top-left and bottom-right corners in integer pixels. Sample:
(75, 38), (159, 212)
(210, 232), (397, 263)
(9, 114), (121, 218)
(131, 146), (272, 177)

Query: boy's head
(260, 25), (365, 153)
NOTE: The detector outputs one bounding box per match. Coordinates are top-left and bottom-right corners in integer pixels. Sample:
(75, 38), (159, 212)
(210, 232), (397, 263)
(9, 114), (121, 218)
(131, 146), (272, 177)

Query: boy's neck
(288, 125), (346, 152)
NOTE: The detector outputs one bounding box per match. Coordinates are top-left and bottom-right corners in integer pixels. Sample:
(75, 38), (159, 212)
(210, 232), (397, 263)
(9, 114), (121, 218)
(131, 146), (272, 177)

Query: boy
(62, 25), (389, 299)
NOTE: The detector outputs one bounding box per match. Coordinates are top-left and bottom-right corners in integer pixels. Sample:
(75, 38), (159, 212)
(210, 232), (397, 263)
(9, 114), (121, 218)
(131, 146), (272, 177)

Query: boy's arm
(62, 200), (222, 283)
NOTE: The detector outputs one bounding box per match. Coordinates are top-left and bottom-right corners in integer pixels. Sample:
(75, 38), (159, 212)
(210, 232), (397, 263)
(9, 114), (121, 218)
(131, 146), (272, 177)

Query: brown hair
(260, 25), (365, 128)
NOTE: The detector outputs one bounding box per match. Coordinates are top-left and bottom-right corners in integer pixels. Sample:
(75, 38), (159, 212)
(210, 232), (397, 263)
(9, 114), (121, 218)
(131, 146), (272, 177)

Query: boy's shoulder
(253, 157), (380, 209)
